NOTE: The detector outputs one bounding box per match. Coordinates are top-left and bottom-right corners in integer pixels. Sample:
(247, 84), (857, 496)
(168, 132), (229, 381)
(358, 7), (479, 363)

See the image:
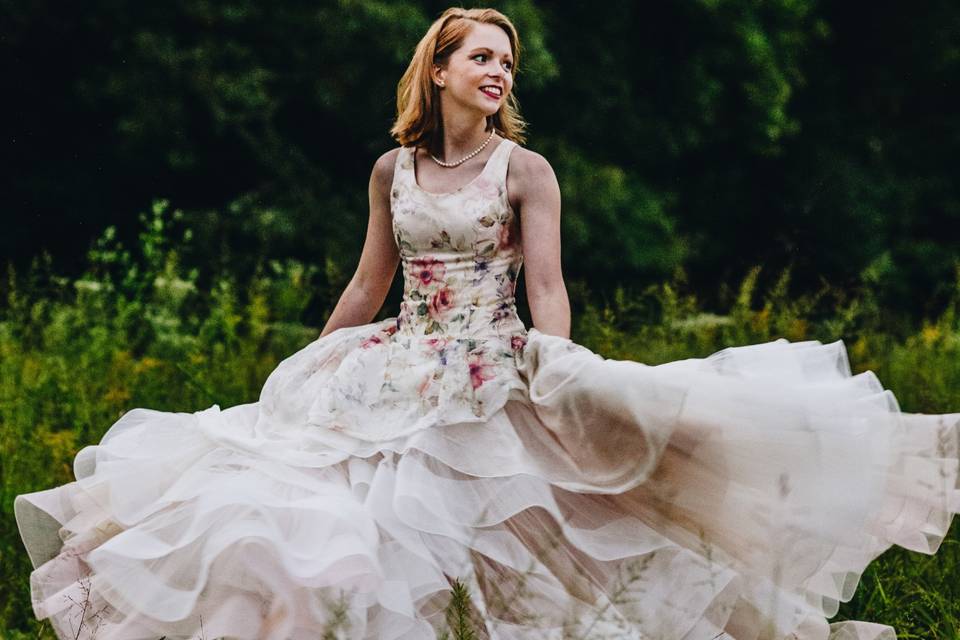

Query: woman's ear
(432, 63), (446, 88)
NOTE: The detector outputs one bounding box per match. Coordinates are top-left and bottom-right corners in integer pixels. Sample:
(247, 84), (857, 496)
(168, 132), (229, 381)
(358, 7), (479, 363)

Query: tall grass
(2, 201), (959, 637)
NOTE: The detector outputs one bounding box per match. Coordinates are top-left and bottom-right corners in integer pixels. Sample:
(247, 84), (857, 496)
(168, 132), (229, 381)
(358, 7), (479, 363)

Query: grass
(2, 202), (959, 638)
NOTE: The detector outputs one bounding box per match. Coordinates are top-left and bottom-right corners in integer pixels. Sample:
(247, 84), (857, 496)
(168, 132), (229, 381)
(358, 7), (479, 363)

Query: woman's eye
(473, 54), (513, 70)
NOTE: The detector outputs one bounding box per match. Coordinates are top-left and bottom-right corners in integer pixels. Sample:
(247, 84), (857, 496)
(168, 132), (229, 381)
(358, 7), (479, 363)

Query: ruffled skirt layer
(15, 325), (960, 639)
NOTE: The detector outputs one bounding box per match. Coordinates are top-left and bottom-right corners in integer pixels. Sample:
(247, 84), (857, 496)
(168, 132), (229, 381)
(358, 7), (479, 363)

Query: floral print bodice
(281, 137), (532, 442)
(392, 138), (525, 342)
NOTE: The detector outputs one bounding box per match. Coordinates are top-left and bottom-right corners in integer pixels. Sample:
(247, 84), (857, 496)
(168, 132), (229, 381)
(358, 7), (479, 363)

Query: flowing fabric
(15, 137), (960, 640)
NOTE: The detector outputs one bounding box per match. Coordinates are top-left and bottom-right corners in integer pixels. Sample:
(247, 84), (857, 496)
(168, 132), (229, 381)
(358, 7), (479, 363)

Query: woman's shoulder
(370, 147), (406, 196)
(498, 136), (550, 171)
(375, 146), (406, 171)
(504, 141), (556, 192)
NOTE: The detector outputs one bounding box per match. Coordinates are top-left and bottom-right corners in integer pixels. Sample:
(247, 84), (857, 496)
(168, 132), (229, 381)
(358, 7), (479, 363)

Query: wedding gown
(15, 137), (960, 640)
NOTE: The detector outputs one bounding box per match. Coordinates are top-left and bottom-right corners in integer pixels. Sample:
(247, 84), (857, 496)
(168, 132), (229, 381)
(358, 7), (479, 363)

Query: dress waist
(395, 299), (526, 341)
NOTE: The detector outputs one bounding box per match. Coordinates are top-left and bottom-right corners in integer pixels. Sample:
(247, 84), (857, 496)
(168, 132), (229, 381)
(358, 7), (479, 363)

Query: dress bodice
(276, 137), (531, 438)
(390, 137), (525, 342)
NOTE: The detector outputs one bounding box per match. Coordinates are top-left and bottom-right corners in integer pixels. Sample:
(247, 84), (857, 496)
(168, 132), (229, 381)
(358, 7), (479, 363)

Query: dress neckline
(411, 137), (509, 198)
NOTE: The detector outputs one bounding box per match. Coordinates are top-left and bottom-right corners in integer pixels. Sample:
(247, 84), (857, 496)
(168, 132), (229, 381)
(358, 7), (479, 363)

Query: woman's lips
(480, 88), (501, 100)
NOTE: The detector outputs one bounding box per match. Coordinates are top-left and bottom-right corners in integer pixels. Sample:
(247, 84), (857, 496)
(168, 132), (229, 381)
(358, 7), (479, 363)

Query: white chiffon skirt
(14, 326), (960, 639)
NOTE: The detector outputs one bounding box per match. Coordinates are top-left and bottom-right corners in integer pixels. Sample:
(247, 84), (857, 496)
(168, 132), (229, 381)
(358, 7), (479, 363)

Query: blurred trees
(2, 0), (957, 323)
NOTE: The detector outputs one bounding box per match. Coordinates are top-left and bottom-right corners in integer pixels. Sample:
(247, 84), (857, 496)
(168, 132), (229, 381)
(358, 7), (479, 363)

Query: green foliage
(3, 213), (960, 637)
(1, 206), (324, 636)
(7, 2), (959, 322)
(540, 137), (686, 283)
(3, 2), (959, 635)
(571, 267), (960, 638)
(436, 578), (481, 640)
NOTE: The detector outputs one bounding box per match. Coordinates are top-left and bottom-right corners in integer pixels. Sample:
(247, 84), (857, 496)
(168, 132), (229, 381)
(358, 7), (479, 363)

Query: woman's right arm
(319, 149), (401, 338)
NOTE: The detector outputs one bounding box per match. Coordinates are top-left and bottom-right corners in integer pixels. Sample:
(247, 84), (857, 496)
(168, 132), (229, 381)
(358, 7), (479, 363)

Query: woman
(15, 6), (960, 640)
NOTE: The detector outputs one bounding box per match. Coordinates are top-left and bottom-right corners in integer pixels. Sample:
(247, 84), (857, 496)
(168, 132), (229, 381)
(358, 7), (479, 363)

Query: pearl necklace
(429, 128), (496, 167)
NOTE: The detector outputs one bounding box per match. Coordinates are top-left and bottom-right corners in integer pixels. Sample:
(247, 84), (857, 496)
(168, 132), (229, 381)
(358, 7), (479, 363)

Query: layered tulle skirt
(15, 324), (960, 639)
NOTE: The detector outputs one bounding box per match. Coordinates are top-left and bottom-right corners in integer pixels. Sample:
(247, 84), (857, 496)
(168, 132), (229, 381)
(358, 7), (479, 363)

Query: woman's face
(434, 22), (514, 119)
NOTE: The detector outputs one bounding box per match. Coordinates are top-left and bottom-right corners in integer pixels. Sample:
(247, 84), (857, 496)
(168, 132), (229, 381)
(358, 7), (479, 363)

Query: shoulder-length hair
(390, 7), (528, 150)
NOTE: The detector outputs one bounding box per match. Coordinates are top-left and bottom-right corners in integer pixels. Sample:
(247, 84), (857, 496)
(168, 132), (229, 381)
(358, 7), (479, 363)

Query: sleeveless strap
(394, 138), (517, 191)
(487, 139), (516, 189)
(394, 144), (413, 188)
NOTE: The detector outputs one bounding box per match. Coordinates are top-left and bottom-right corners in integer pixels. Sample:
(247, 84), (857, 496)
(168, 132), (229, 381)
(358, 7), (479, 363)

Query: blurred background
(4, 0), (958, 324)
(3, 2), (960, 636)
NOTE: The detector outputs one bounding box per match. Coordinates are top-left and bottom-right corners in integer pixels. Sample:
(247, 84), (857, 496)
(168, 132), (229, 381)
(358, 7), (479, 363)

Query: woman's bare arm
(319, 149), (400, 338)
(516, 150), (571, 339)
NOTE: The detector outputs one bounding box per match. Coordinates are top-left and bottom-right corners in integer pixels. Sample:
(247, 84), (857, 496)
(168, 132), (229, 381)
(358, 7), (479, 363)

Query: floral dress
(303, 137), (531, 440)
(14, 136), (960, 640)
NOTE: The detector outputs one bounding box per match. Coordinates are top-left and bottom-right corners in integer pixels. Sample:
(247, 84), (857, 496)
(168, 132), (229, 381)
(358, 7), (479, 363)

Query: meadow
(2, 205), (959, 638)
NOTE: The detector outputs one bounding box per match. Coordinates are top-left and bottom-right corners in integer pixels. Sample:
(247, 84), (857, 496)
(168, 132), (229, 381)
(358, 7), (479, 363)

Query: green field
(2, 212), (959, 638)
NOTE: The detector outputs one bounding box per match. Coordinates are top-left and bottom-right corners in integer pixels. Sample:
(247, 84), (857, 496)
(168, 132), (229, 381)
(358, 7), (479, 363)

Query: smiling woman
(13, 5), (960, 640)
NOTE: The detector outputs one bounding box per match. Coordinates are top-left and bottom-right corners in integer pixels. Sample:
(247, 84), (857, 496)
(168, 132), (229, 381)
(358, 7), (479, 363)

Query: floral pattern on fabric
(17, 135), (960, 640)
(303, 140), (529, 440)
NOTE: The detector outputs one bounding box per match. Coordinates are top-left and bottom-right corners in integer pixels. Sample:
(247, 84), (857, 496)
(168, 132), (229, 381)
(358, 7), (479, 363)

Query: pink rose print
(467, 351), (497, 389)
(428, 286), (456, 320)
(511, 335), (527, 351)
(426, 337), (451, 352)
(497, 222), (512, 249)
(360, 335), (382, 349)
(361, 323), (398, 349)
(473, 176), (500, 200)
(410, 257), (446, 287)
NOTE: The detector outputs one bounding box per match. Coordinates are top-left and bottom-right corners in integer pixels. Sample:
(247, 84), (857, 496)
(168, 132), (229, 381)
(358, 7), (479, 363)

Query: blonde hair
(390, 7), (528, 150)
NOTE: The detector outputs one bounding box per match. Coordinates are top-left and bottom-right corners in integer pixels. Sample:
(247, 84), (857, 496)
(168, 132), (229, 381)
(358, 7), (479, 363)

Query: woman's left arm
(516, 150), (571, 339)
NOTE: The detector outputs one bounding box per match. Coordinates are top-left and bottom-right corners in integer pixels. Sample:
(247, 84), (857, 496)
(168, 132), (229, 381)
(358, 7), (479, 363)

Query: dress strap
(486, 138), (517, 190)
(393, 138), (517, 193)
(394, 144), (414, 189)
